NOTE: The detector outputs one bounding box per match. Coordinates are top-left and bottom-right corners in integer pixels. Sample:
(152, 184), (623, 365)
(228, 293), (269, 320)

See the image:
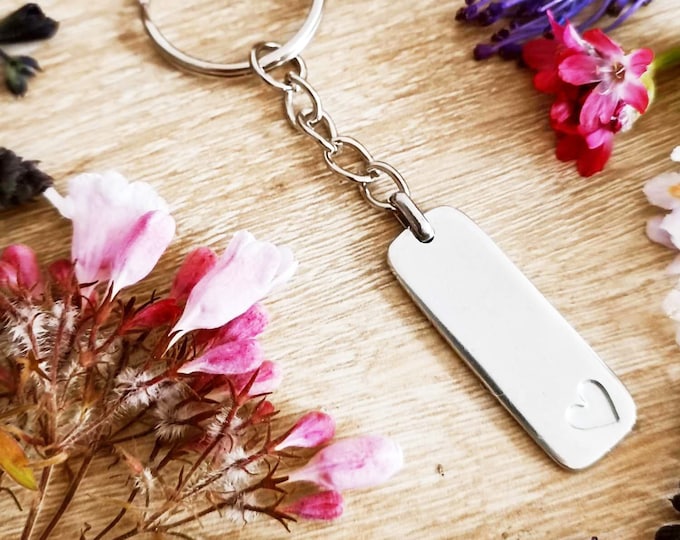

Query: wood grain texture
(2, 0), (680, 538)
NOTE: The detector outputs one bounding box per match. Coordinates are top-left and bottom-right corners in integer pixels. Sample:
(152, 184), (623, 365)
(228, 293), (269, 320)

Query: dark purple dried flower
(456, 0), (653, 60)
(0, 4), (58, 44)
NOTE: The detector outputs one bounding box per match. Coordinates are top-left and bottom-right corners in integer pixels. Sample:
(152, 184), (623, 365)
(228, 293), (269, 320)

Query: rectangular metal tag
(387, 206), (635, 469)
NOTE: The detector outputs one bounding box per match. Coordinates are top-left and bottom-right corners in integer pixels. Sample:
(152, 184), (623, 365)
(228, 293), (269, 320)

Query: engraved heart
(566, 379), (620, 430)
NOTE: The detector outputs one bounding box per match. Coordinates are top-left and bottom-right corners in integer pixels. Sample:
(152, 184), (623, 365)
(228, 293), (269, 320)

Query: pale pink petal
(662, 210), (680, 249)
(582, 28), (623, 58)
(171, 247), (218, 303)
(618, 78), (649, 113)
(178, 339), (264, 375)
(170, 231), (296, 343)
(626, 48), (654, 77)
(647, 216), (675, 249)
(45, 172), (174, 294)
(0, 244), (41, 291)
(275, 412), (336, 451)
(561, 19), (589, 52)
(282, 491), (344, 521)
(228, 360), (283, 396)
(663, 287), (680, 321)
(668, 255), (680, 275)
(643, 172), (680, 210)
(110, 211), (175, 296)
(558, 54), (601, 85)
(580, 87), (618, 131)
(288, 435), (403, 491)
(671, 147), (680, 163)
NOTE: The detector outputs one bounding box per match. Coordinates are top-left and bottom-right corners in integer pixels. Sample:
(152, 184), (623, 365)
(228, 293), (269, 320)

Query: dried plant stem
(37, 454), (93, 540)
(20, 466), (52, 540)
(92, 487), (140, 540)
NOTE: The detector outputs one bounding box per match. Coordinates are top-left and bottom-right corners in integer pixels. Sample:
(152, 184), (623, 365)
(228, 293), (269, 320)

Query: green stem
(652, 46), (680, 73)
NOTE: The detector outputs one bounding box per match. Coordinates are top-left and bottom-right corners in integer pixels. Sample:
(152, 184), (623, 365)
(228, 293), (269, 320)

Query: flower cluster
(522, 12), (653, 176)
(0, 172), (402, 538)
(456, 0), (652, 61)
(0, 4), (58, 96)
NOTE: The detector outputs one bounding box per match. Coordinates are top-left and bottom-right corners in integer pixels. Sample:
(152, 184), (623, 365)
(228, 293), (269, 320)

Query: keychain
(137, 0), (635, 470)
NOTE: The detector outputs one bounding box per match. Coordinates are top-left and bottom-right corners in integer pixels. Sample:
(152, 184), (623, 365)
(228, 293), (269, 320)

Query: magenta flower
(282, 491), (344, 521)
(44, 172), (175, 296)
(0, 244), (42, 293)
(558, 29), (653, 131)
(288, 435), (403, 491)
(170, 231), (296, 346)
(274, 411), (336, 451)
(230, 360), (283, 396)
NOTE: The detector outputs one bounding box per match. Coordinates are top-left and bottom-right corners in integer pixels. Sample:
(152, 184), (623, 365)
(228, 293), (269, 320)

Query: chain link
(249, 43), (434, 242)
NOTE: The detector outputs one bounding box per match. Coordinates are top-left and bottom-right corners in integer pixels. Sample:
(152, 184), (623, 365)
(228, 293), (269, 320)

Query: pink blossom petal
(213, 304), (269, 344)
(170, 231), (296, 345)
(662, 210), (680, 249)
(647, 216), (676, 249)
(663, 288), (680, 321)
(618, 78), (649, 113)
(0, 261), (17, 288)
(626, 48), (654, 77)
(282, 491), (344, 521)
(668, 255), (680, 275)
(580, 87), (618, 131)
(561, 19), (589, 52)
(44, 172), (175, 295)
(111, 211), (176, 296)
(171, 247), (218, 303)
(558, 54), (601, 85)
(0, 244), (41, 291)
(178, 339), (264, 375)
(230, 360), (283, 395)
(126, 298), (181, 330)
(582, 28), (624, 58)
(288, 435), (403, 491)
(275, 412), (336, 451)
(643, 172), (680, 210)
(522, 38), (558, 72)
(583, 127), (614, 150)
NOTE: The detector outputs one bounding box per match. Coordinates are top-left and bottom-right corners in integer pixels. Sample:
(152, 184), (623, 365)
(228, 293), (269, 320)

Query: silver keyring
(138, 0), (324, 78)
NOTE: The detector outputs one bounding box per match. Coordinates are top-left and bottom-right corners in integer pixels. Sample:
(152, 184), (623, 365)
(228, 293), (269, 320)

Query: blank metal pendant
(388, 206), (635, 470)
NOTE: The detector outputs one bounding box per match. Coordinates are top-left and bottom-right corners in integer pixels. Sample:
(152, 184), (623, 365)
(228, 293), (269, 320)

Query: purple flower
(456, 0), (653, 61)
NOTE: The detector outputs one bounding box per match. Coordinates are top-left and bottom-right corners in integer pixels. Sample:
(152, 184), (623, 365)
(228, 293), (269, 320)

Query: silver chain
(249, 42), (434, 243)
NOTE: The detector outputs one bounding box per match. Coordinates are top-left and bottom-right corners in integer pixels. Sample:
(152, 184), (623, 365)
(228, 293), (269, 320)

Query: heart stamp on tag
(566, 379), (620, 430)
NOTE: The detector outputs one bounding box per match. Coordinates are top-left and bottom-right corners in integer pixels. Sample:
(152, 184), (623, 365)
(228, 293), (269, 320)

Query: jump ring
(250, 42), (307, 92)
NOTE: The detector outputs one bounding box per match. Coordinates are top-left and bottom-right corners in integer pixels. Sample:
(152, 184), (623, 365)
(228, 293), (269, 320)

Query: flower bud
(274, 411), (335, 451)
(282, 491), (344, 521)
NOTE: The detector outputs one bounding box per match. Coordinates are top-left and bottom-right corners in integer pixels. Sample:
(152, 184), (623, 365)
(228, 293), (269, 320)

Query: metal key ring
(138, 0), (324, 78)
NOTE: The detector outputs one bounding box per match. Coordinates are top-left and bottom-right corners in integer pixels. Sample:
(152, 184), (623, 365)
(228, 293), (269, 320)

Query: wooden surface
(2, 1), (680, 538)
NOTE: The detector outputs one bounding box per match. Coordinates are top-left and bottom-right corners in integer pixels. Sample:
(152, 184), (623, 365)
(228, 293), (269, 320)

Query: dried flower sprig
(0, 4), (58, 96)
(0, 172), (402, 538)
(0, 147), (54, 210)
(455, 0), (652, 61)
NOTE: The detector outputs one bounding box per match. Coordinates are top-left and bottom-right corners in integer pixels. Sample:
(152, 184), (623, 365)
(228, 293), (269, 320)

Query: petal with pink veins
(558, 54), (601, 85)
(178, 339), (264, 375)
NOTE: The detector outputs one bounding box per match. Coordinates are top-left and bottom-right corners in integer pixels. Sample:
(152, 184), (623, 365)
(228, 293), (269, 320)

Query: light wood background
(2, 0), (680, 538)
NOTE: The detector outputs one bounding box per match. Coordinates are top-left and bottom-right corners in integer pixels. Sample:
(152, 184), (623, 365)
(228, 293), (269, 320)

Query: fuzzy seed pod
(0, 147), (53, 210)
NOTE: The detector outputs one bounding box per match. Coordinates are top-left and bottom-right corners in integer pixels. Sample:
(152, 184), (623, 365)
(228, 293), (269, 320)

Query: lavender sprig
(455, 0), (653, 60)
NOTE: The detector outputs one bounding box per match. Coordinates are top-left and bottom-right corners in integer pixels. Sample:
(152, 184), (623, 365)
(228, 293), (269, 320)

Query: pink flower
(230, 360), (283, 396)
(169, 231), (296, 346)
(274, 411), (336, 451)
(124, 298), (182, 331)
(44, 172), (175, 296)
(170, 247), (218, 303)
(178, 339), (264, 376)
(523, 13), (653, 177)
(288, 435), (403, 491)
(282, 491), (344, 521)
(0, 244), (42, 294)
(559, 30), (653, 131)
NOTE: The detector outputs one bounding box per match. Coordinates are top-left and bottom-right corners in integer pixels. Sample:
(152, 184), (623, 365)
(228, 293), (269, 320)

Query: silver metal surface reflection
(388, 206), (636, 470)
